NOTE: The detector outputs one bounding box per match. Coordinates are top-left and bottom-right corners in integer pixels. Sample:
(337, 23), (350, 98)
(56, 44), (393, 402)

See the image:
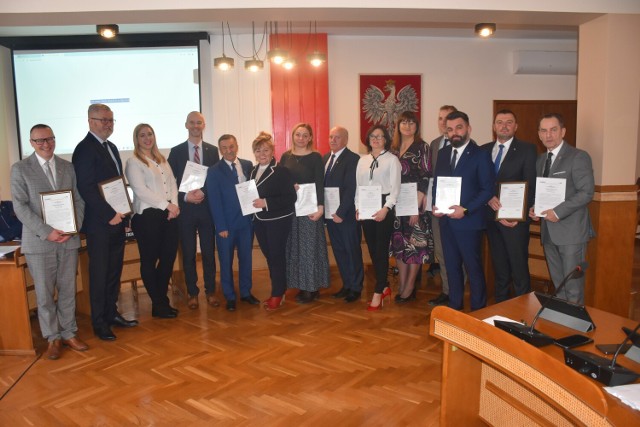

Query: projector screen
(13, 45), (200, 156)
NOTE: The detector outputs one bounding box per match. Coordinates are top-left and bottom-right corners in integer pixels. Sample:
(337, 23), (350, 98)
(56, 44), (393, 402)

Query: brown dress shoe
(206, 294), (220, 307)
(62, 336), (89, 352)
(46, 339), (62, 360)
(188, 296), (199, 310)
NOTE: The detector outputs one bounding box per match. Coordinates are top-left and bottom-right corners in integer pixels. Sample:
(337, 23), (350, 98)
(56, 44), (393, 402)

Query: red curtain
(270, 33), (329, 159)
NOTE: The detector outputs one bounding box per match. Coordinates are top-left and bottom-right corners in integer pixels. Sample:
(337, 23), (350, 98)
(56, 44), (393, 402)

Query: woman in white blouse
(356, 125), (401, 311)
(125, 123), (180, 319)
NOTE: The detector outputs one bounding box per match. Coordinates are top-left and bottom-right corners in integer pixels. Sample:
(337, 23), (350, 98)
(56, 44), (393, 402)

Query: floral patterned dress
(389, 140), (434, 264)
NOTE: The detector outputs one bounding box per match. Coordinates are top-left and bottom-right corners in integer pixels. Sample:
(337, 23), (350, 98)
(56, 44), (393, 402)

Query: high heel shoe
(367, 293), (386, 312)
(263, 295), (285, 311)
(382, 286), (392, 302)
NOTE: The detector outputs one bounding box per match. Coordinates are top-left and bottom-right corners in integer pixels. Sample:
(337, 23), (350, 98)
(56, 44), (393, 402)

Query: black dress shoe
(344, 291), (361, 303)
(332, 288), (350, 299)
(169, 306), (179, 314)
(152, 307), (177, 318)
(111, 314), (139, 328)
(428, 293), (449, 306)
(226, 300), (236, 311)
(94, 327), (116, 341)
(296, 291), (315, 304)
(240, 294), (260, 305)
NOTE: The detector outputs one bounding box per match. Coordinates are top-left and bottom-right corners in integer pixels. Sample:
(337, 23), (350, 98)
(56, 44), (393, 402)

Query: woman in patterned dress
(389, 111), (434, 302)
(280, 123), (330, 303)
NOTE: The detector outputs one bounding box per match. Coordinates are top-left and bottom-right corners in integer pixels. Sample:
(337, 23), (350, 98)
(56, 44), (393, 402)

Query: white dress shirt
(125, 155), (178, 215)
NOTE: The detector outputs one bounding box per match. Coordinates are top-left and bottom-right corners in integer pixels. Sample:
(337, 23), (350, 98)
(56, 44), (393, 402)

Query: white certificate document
(236, 179), (262, 216)
(99, 176), (132, 215)
(295, 183), (318, 217)
(395, 182), (419, 217)
(178, 161), (209, 192)
(40, 190), (78, 234)
(434, 177), (461, 215)
(534, 177), (566, 217)
(496, 182), (527, 221)
(324, 188), (340, 219)
(357, 185), (382, 220)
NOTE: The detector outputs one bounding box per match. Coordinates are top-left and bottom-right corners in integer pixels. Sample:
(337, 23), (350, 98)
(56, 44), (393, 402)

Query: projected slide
(14, 46), (200, 156)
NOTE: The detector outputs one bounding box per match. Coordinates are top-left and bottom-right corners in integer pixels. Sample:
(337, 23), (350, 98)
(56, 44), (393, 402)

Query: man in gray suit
(11, 124), (87, 360)
(529, 113), (594, 304)
(426, 104), (457, 306)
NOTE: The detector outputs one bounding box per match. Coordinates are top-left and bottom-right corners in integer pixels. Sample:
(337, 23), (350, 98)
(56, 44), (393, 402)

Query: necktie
(231, 162), (239, 183)
(494, 144), (504, 174)
(443, 138), (450, 149)
(103, 141), (120, 174)
(450, 149), (458, 171)
(193, 145), (200, 164)
(44, 160), (56, 189)
(324, 154), (336, 185)
(543, 152), (553, 177)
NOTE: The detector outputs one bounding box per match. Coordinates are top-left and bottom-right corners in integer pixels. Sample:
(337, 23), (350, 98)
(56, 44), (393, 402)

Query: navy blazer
(249, 159), (296, 221)
(206, 158), (253, 232)
(167, 141), (220, 209)
(323, 148), (360, 222)
(72, 132), (124, 233)
(481, 138), (538, 220)
(432, 140), (495, 231)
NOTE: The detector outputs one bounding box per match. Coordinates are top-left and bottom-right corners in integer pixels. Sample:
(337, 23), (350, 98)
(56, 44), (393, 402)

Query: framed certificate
(40, 190), (78, 234)
(99, 176), (132, 215)
(496, 181), (527, 221)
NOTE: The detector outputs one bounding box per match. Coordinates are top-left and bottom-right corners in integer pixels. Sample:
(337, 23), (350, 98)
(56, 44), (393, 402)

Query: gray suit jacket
(429, 135), (446, 169)
(537, 142), (594, 245)
(10, 154), (84, 254)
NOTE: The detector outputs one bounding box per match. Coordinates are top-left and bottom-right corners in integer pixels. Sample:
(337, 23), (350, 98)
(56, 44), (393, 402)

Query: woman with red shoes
(355, 125), (401, 311)
(250, 132), (297, 311)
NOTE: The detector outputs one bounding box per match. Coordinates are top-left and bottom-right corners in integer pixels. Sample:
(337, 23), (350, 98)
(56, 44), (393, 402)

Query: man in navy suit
(73, 104), (138, 341)
(433, 111), (495, 311)
(205, 134), (258, 311)
(483, 110), (537, 302)
(168, 112), (220, 310)
(324, 126), (364, 303)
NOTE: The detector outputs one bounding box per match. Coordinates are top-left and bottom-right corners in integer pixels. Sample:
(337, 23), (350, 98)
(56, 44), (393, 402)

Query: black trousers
(132, 208), (179, 310)
(360, 210), (395, 293)
(254, 215), (293, 298)
(177, 203), (216, 297)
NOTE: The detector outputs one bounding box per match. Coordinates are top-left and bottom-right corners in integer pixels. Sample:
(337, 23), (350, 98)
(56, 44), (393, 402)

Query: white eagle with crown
(362, 79), (419, 137)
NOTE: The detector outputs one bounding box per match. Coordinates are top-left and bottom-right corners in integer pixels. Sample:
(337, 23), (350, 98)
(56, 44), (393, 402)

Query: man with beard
(432, 111), (495, 311)
(483, 110), (537, 302)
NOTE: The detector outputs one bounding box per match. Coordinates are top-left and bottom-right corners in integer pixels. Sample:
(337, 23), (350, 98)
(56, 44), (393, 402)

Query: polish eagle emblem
(362, 79), (419, 136)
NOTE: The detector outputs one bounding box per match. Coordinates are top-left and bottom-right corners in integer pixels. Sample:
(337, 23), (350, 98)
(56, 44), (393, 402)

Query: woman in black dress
(250, 132), (297, 311)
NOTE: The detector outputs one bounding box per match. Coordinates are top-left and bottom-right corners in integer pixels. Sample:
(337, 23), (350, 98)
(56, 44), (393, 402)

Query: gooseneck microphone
(494, 262), (588, 347)
(564, 321), (640, 387)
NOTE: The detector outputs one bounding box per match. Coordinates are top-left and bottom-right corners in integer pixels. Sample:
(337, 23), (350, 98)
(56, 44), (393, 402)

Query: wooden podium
(430, 293), (640, 426)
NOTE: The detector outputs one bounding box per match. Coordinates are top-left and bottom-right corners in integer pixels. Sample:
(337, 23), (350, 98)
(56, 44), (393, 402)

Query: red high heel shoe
(367, 293), (387, 312)
(263, 295), (285, 311)
(382, 286), (392, 302)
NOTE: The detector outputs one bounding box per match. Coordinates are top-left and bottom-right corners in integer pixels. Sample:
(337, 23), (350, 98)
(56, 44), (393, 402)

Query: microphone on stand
(494, 262), (588, 347)
(564, 322), (640, 386)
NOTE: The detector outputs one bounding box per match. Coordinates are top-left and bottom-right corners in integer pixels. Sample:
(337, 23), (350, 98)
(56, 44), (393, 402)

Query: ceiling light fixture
(475, 23), (496, 38)
(244, 22), (265, 72)
(282, 58), (296, 70)
(307, 21), (327, 67)
(267, 22), (289, 64)
(213, 22), (234, 71)
(97, 25), (119, 39)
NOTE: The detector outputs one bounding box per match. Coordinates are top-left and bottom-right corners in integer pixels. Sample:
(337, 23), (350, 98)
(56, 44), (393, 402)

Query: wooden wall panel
(270, 33), (329, 158)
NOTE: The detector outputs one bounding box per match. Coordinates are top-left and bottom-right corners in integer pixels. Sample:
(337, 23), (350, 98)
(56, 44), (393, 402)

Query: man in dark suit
(482, 109), (537, 302)
(433, 111), (495, 311)
(529, 113), (594, 304)
(324, 126), (364, 303)
(205, 134), (258, 311)
(12, 124), (87, 359)
(73, 104), (138, 341)
(427, 105), (457, 306)
(168, 111), (220, 310)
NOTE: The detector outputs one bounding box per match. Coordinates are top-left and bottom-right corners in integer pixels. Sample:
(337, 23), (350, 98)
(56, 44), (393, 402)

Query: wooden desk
(0, 256), (35, 356)
(430, 293), (640, 426)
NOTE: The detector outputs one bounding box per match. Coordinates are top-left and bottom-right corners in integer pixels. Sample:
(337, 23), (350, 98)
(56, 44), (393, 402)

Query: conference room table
(430, 292), (640, 426)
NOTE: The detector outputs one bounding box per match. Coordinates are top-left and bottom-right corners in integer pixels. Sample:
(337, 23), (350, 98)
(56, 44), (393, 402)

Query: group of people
(8, 102), (595, 361)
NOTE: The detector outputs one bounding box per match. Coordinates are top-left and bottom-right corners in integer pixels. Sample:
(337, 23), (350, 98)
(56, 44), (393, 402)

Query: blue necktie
(231, 162), (239, 183)
(324, 154), (335, 185)
(494, 144), (504, 174)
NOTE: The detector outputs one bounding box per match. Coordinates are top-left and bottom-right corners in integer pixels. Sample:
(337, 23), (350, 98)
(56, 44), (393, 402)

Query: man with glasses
(73, 104), (138, 342)
(529, 113), (594, 304)
(11, 124), (87, 359)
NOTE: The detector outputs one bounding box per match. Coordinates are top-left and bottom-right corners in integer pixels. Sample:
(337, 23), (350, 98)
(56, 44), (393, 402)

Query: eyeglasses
(31, 137), (56, 145)
(90, 117), (116, 124)
(369, 134), (385, 140)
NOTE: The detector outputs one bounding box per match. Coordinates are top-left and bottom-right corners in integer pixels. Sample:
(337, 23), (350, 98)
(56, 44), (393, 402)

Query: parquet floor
(0, 265), (445, 426)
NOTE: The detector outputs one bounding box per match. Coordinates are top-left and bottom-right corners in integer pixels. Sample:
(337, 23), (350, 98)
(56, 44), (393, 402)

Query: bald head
(329, 126), (349, 153)
(185, 111), (206, 142)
